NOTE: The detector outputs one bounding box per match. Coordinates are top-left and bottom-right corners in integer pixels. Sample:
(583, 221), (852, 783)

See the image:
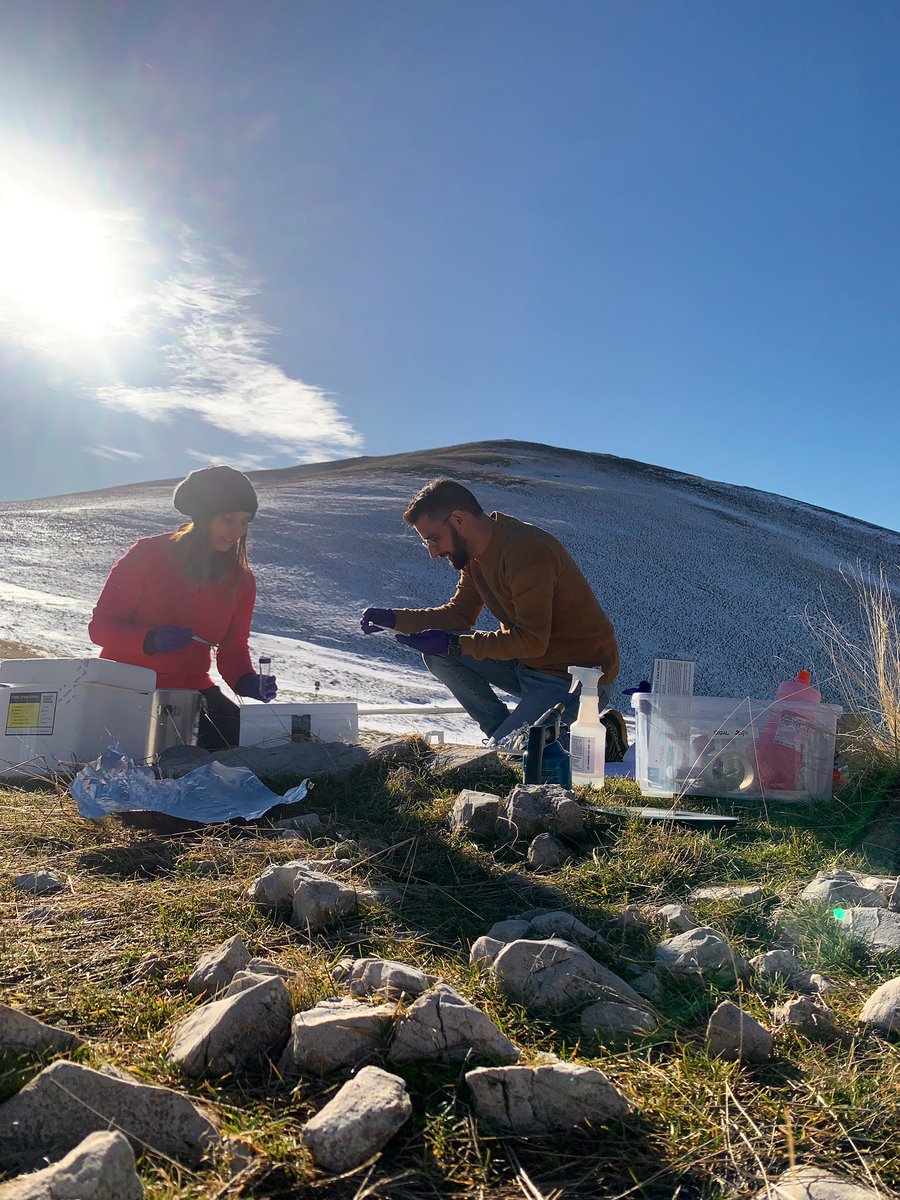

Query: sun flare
(0, 186), (132, 337)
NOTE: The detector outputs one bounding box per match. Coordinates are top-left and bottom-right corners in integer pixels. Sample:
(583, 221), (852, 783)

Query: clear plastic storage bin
(631, 693), (840, 803)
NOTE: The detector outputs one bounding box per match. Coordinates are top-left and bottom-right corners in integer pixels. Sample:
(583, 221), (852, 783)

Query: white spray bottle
(567, 666), (606, 788)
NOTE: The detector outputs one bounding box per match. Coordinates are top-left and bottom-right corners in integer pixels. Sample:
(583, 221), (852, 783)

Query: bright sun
(0, 187), (130, 337)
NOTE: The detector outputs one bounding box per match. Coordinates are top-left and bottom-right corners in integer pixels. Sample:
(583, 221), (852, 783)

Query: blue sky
(0, 0), (897, 530)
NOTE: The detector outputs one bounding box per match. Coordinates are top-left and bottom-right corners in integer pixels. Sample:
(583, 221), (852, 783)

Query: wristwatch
(448, 634), (462, 656)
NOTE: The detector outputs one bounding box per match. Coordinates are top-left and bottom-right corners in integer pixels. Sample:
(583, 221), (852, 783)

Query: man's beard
(448, 525), (470, 570)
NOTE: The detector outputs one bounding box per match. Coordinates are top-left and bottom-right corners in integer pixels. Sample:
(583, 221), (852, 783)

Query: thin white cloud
(96, 243), (363, 461)
(86, 444), (144, 461)
(185, 448), (271, 472)
(0, 155), (362, 463)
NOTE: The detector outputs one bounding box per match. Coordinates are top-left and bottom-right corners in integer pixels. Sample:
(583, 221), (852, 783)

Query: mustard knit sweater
(392, 513), (619, 683)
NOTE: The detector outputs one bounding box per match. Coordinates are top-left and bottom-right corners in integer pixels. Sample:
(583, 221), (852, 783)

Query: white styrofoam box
(632, 693), (840, 803)
(0, 679), (154, 779)
(239, 702), (358, 747)
(0, 657), (157, 692)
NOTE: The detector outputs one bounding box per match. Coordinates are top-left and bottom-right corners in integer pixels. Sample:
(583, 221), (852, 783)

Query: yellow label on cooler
(6, 691), (58, 736)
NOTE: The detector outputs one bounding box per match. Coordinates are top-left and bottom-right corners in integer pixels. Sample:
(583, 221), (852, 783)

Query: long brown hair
(170, 520), (251, 592)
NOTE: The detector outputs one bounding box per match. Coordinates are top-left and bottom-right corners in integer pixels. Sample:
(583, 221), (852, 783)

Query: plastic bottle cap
(797, 670), (811, 684)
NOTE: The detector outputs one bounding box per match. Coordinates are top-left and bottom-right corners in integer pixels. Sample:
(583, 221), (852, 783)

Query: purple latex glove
(148, 625), (194, 654)
(360, 607), (395, 634)
(395, 629), (452, 655)
(622, 680), (652, 696)
(235, 672), (278, 702)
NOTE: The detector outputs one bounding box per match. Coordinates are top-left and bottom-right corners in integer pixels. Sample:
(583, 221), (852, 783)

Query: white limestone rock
(291, 875), (359, 931)
(358, 885), (403, 907)
(470, 936), (506, 967)
(628, 970), (663, 1003)
(580, 1000), (658, 1041)
(301, 1066), (412, 1173)
(345, 957), (435, 1000)
(655, 927), (750, 986)
(608, 904), (650, 938)
(0, 1061), (219, 1171)
(503, 783), (584, 841)
(705, 1001), (773, 1062)
(388, 984), (519, 1065)
(491, 938), (643, 1014)
(750, 950), (803, 983)
(247, 861), (318, 909)
(527, 833), (571, 872)
(466, 1062), (632, 1133)
(747, 1165), (884, 1199)
(486, 919), (532, 942)
(279, 998), (395, 1077)
(527, 911), (608, 951)
(273, 812), (324, 838)
(0, 1131), (142, 1200)
(0, 1004), (84, 1058)
(169, 975), (292, 1078)
(773, 995), (837, 1041)
(835, 907), (900, 954)
(808, 973), (833, 994)
(689, 884), (768, 907)
(186, 934), (251, 998)
(858, 976), (900, 1033)
(223, 970), (278, 998)
(449, 790), (501, 838)
(245, 957), (294, 982)
(12, 872), (64, 896)
(801, 869), (888, 909)
(655, 903), (699, 935)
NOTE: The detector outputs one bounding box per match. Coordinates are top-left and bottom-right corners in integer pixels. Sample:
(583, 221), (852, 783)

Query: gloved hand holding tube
(235, 663), (278, 703)
(360, 607), (395, 634)
(145, 625), (194, 655)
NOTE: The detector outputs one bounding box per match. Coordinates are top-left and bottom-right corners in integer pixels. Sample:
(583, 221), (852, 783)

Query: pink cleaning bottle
(757, 670), (821, 794)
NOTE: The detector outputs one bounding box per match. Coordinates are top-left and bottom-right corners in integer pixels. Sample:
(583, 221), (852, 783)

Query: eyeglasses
(419, 516), (451, 549)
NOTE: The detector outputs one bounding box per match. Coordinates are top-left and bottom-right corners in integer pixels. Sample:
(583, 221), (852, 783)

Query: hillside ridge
(3, 439), (895, 537)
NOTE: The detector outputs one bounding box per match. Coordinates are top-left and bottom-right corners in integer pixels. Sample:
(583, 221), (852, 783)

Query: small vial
(258, 656), (272, 701)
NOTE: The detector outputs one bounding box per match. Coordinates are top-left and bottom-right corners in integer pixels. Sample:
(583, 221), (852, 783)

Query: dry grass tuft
(807, 563), (900, 771)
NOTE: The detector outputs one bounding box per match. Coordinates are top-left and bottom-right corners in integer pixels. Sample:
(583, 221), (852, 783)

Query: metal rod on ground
(357, 704), (466, 716)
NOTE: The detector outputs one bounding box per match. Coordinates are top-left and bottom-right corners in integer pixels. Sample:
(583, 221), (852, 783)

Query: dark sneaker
(601, 709), (628, 762)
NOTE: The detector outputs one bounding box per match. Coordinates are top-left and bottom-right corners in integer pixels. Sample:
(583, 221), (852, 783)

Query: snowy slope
(0, 440), (896, 740)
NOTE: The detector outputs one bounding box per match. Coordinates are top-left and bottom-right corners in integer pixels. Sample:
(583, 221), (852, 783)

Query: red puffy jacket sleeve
(88, 539), (159, 663)
(215, 573), (256, 688)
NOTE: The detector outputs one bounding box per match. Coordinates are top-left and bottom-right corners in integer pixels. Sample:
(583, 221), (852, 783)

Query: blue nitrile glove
(235, 672), (278, 702)
(360, 607), (395, 634)
(146, 625), (194, 655)
(395, 629), (452, 655)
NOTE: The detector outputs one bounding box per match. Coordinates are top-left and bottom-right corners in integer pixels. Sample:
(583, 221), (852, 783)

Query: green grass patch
(2, 755), (900, 1197)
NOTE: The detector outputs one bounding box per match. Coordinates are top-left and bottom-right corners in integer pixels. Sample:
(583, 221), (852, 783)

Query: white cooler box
(0, 658), (157, 779)
(239, 701), (358, 747)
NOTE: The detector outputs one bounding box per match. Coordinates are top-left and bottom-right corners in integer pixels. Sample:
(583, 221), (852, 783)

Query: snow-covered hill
(0, 440), (896, 739)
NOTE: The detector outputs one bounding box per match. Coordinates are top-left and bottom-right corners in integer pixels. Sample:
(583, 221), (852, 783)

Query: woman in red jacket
(89, 465), (277, 749)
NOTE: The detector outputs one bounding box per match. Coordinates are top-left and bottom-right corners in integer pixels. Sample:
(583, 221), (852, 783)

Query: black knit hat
(173, 465), (259, 520)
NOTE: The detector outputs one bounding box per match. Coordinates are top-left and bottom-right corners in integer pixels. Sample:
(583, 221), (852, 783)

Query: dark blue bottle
(522, 703), (572, 788)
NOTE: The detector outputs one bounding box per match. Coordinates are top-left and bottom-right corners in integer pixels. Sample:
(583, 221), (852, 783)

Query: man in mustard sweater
(360, 478), (619, 744)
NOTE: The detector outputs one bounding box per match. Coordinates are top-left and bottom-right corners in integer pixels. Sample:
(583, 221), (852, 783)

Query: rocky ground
(1, 739), (900, 1199)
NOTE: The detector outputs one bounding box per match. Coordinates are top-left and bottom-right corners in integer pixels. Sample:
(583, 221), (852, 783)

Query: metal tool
(192, 635), (216, 647)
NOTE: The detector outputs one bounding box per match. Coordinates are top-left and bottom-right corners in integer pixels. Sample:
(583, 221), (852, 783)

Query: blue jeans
(422, 653), (611, 742)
